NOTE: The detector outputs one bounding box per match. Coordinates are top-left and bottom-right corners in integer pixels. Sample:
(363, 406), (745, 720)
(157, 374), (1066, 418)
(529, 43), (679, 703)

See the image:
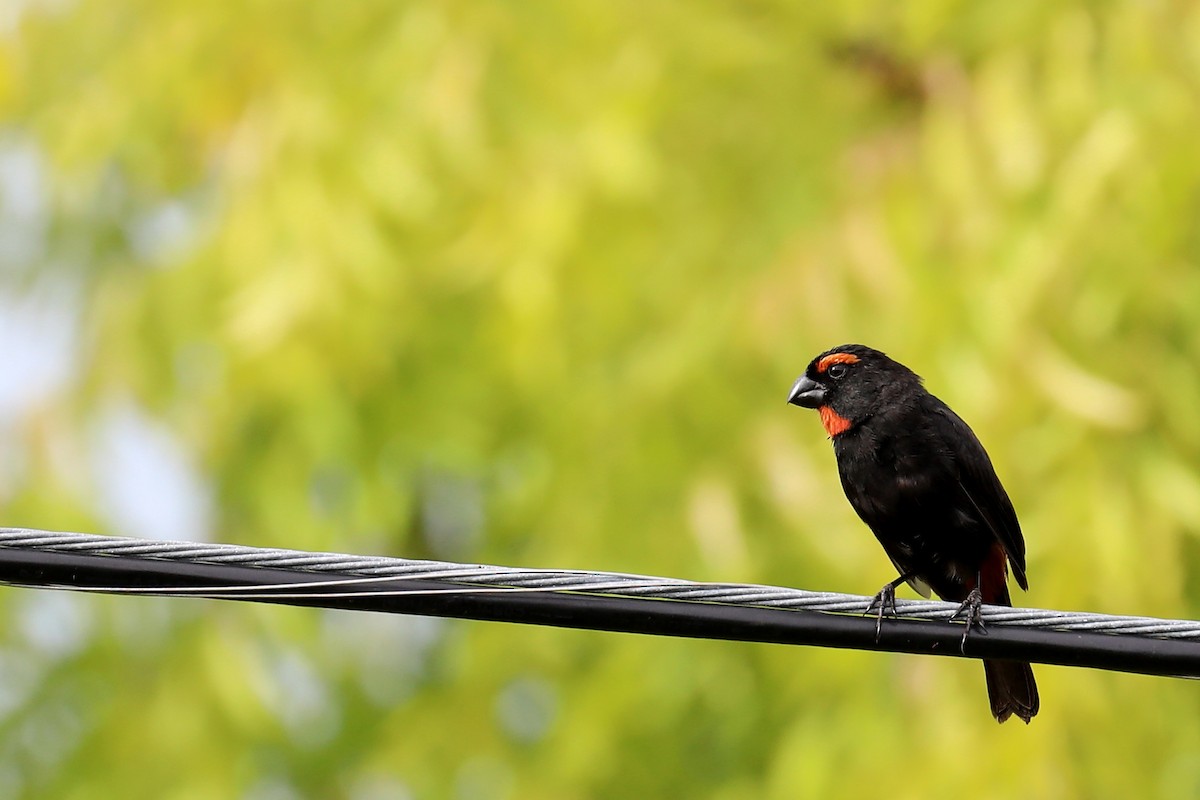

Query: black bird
(787, 344), (1038, 723)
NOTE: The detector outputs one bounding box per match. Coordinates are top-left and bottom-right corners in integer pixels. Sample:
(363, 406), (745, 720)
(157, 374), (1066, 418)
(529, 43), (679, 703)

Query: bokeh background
(0, 1), (1198, 797)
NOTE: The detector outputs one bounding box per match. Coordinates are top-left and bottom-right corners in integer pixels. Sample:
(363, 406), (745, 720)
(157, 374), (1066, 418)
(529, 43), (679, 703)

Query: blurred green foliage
(1, 1), (1199, 797)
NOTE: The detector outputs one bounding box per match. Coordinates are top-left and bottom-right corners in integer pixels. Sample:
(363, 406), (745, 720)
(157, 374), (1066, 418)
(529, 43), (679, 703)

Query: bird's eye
(827, 364), (848, 379)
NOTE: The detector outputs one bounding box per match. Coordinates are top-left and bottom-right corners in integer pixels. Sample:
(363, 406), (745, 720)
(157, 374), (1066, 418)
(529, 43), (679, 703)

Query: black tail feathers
(983, 659), (1039, 724)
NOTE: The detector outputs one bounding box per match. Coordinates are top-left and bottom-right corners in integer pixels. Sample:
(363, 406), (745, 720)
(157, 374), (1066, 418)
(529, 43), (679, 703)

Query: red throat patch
(819, 405), (853, 437)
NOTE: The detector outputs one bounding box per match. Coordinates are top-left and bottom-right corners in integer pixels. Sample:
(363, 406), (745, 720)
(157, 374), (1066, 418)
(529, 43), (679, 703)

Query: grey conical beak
(787, 375), (826, 408)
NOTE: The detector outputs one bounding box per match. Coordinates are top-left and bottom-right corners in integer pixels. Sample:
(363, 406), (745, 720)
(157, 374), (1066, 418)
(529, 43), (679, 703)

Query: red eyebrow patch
(816, 352), (860, 373)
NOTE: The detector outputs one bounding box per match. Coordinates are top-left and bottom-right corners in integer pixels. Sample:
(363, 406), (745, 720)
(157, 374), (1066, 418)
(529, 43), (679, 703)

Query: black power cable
(0, 543), (1196, 678)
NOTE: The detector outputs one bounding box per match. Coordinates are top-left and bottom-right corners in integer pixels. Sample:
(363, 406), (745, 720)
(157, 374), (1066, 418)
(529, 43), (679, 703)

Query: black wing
(924, 393), (1028, 590)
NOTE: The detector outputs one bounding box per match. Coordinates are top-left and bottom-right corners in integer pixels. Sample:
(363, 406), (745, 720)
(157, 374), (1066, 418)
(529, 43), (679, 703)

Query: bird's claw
(950, 587), (986, 653)
(865, 583), (899, 642)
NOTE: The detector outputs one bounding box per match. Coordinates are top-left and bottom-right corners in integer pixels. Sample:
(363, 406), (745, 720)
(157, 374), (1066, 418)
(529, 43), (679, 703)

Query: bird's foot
(865, 583), (899, 641)
(950, 587), (986, 653)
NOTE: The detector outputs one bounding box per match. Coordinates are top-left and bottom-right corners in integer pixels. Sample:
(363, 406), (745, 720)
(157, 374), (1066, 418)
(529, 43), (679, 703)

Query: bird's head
(787, 344), (921, 437)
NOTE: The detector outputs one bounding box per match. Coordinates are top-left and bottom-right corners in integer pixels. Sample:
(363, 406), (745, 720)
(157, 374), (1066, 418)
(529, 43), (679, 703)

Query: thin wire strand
(0, 527), (1197, 640)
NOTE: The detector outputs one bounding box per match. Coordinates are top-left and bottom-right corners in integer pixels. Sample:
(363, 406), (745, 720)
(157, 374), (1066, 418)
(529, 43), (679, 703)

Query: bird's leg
(950, 572), (987, 654)
(865, 574), (910, 641)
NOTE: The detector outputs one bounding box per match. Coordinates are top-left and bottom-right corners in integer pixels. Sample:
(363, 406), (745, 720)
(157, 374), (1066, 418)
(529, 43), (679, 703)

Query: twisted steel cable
(0, 527), (1195, 641)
